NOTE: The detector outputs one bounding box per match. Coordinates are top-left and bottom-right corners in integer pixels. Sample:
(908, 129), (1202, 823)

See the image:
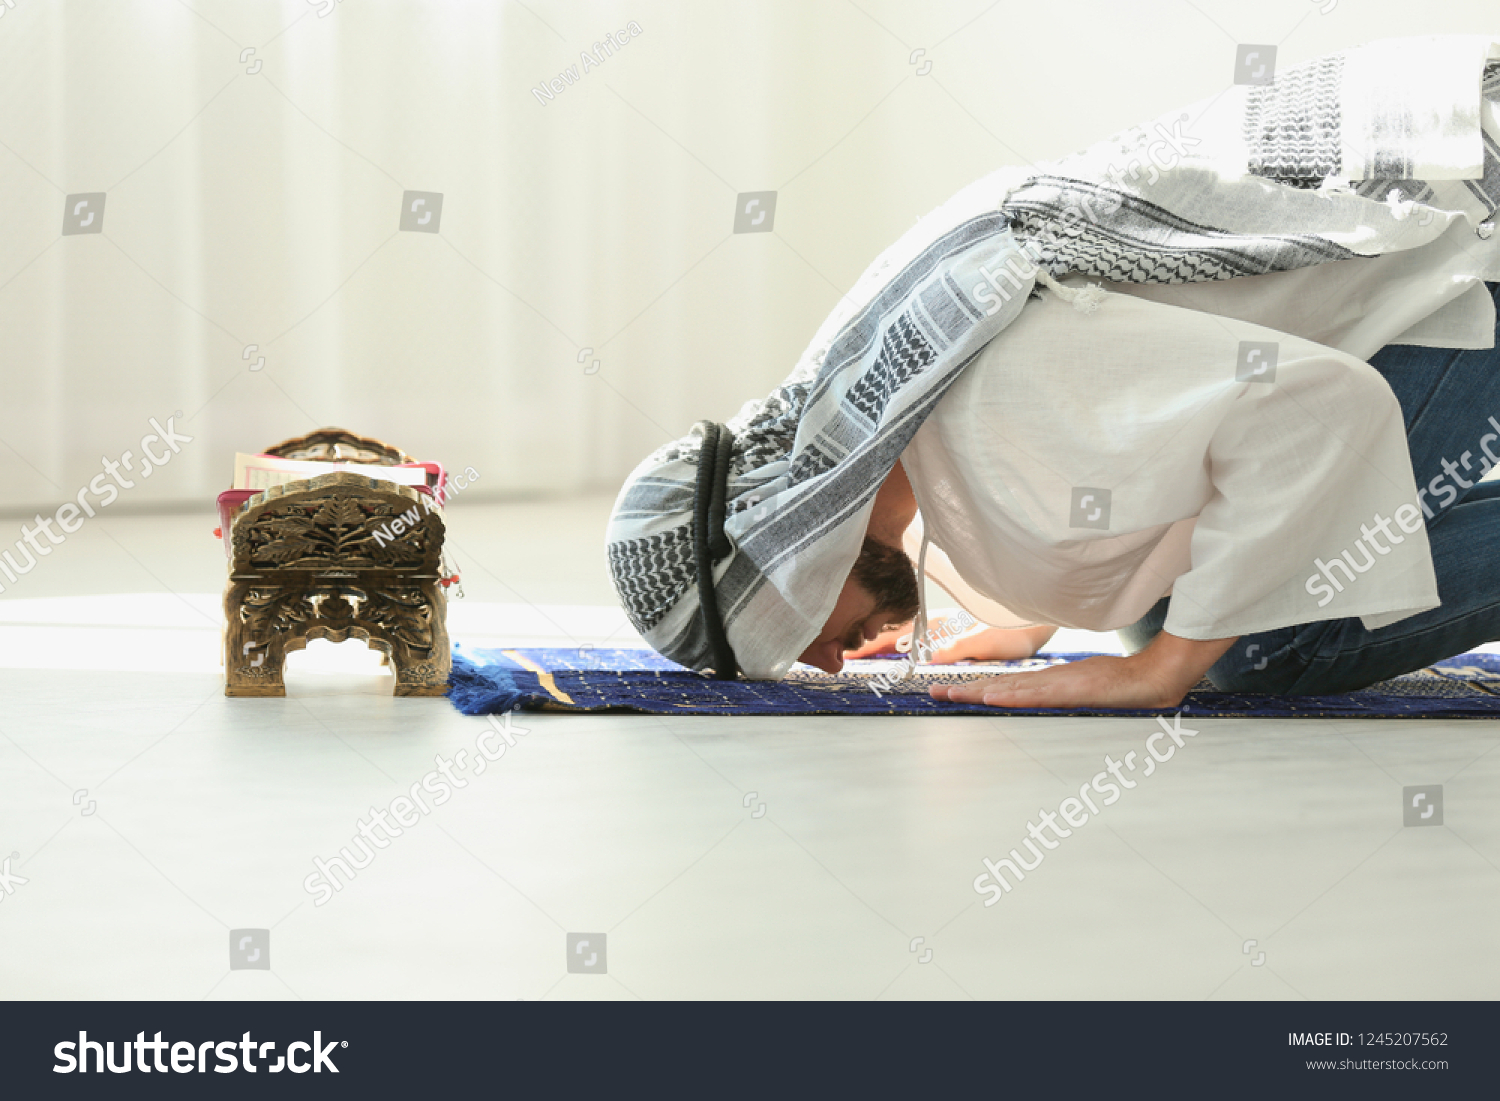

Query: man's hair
(849, 536), (920, 625)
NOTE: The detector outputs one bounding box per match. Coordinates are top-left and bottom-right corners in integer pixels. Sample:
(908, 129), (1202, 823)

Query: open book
(232, 452), (430, 492)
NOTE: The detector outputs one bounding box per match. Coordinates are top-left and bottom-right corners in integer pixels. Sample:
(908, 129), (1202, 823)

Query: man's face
(795, 578), (895, 674)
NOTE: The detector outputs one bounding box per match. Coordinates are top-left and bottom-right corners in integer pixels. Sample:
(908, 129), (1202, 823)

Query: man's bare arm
(929, 630), (1237, 709)
(932, 623), (1057, 663)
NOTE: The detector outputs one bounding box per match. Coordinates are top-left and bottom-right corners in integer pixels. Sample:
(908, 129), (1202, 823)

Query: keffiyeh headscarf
(607, 33), (1500, 680)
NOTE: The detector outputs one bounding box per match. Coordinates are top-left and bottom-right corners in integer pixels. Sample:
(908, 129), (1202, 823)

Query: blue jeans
(1118, 281), (1500, 695)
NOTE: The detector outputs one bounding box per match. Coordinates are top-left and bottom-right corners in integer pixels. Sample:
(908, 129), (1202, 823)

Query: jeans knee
(1206, 634), (1305, 694)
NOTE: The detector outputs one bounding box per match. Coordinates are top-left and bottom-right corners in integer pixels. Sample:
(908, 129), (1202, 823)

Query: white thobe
(900, 222), (1500, 638)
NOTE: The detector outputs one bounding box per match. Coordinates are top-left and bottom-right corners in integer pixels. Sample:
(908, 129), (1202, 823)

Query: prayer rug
(447, 645), (1500, 719)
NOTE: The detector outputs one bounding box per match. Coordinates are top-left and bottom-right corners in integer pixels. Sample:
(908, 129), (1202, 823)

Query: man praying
(605, 33), (1500, 710)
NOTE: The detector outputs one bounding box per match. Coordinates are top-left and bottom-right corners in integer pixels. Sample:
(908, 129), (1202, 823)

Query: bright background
(1, 0), (1498, 516)
(1, 0), (1499, 1009)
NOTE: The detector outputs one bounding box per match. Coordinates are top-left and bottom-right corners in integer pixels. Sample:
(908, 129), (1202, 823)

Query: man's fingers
(927, 654), (1165, 710)
(931, 668), (1087, 706)
(932, 673), (1034, 701)
(932, 684), (1064, 708)
(977, 685), (1058, 708)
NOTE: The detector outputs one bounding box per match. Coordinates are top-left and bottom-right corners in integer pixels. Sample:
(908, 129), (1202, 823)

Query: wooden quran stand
(222, 428), (451, 698)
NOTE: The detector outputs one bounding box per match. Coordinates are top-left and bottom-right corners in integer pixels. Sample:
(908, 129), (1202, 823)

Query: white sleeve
(1162, 347), (1440, 640)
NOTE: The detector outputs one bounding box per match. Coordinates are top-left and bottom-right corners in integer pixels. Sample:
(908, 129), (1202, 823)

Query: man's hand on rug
(928, 631), (1238, 709)
(928, 654), (1183, 709)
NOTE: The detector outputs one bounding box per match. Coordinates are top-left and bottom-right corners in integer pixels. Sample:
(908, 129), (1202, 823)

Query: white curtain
(0, 0), (1494, 514)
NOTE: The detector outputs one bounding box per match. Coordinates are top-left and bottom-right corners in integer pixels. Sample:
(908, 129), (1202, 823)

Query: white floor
(1, 494), (1497, 1000)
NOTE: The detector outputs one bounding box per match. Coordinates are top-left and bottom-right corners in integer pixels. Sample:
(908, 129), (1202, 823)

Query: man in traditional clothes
(606, 34), (1500, 709)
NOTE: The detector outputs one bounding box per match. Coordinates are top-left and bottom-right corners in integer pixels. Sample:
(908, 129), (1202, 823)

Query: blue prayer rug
(447, 645), (1500, 719)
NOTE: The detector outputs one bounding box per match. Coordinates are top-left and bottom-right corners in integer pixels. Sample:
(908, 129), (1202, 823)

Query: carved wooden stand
(222, 432), (450, 698)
